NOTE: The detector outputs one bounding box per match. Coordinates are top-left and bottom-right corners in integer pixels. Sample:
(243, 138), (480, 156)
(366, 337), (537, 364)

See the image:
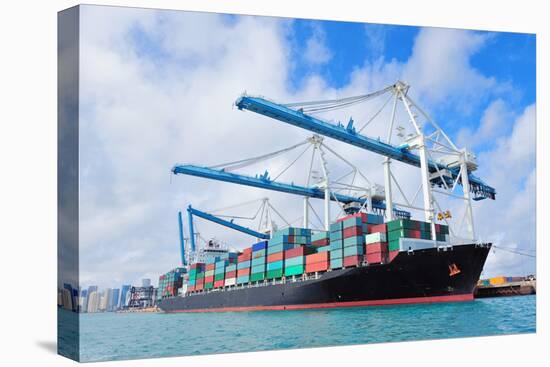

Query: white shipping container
(365, 232), (387, 244)
(224, 278), (237, 286)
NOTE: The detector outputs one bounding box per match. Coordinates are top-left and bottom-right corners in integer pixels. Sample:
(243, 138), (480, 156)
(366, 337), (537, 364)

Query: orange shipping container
(306, 252), (329, 264)
(267, 252), (284, 262)
(305, 261), (329, 273)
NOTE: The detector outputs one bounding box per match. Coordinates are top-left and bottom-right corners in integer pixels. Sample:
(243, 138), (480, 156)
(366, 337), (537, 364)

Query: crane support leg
(460, 159), (476, 241)
(303, 197), (309, 229)
(383, 158), (394, 222)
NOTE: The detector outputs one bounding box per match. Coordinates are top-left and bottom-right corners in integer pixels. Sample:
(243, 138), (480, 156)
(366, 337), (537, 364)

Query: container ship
(158, 214), (491, 313)
(158, 82), (495, 312)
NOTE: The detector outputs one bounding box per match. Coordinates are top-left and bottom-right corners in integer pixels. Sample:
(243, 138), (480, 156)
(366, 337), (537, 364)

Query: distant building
(62, 283), (74, 311)
(84, 286), (97, 312)
(142, 278), (151, 287)
(109, 288), (120, 311)
(79, 289), (88, 313)
(119, 285), (131, 309)
(99, 289), (110, 312)
(87, 291), (99, 313)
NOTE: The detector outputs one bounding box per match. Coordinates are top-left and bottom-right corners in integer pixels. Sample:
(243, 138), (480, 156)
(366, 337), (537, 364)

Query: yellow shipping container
(489, 276), (506, 285)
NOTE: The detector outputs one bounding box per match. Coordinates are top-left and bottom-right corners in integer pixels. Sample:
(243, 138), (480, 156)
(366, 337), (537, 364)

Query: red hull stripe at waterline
(166, 293), (473, 313)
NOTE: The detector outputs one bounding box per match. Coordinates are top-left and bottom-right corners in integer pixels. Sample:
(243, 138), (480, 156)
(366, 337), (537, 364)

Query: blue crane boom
(235, 95), (496, 200)
(172, 164), (411, 219)
(187, 205), (270, 249)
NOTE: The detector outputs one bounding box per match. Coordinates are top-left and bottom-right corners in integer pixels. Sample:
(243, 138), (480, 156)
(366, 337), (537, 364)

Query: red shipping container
(214, 280), (225, 288)
(409, 229), (421, 239)
(187, 286), (195, 292)
(365, 242), (388, 254)
(343, 226), (363, 238)
(343, 255), (362, 267)
(388, 250), (399, 262)
(337, 212), (367, 223)
(196, 283), (204, 290)
(305, 261), (329, 273)
(369, 223), (387, 234)
(238, 253), (251, 262)
(204, 275), (214, 283)
(237, 268), (249, 277)
(195, 278), (204, 286)
(243, 247), (253, 255)
(306, 252), (329, 264)
(206, 263), (215, 271)
(285, 246), (314, 259)
(366, 252), (385, 264)
(225, 271), (236, 278)
(312, 238), (329, 247)
(267, 252), (284, 262)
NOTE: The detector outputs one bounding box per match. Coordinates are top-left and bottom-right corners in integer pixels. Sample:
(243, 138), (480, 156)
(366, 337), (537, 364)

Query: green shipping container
(236, 275), (250, 284)
(330, 258), (343, 269)
(421, 231), (432, 240)
(251, 264), (265, 274)
(330, 231), (343, 241)
(285, 256), (304, 267)
(342, 217), (362, 228)
(266, 269), (284, 279)
(250, 272), (266, 282)
(267, 260), (284, 271)
(329, 240), (343, 250)
(343, 245), (364, 257)
(387, 229), (412, 242)
(214, 273), (224, 281)
(388, 239), (400, 251)
(284, 264), (304, 276)
(330, 221), (343, 233)
(330, 249), (343, 259)
(343, 235), (365, 247)
(317, 246), (330, 253)
(311, 231), (329, 242)
(251, 257), (266, 266)
(387, 219), (418, 232)
(436, 233), (446, 241)
(204, 282), (214, 289)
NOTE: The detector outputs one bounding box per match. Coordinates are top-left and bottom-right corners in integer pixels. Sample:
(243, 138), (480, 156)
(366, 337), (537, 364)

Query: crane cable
(209, 139), (310, 172)
(491, 245), (536, 258)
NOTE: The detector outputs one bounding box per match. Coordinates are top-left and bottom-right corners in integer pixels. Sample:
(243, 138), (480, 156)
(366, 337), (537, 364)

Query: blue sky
(78, 6), (536, 288)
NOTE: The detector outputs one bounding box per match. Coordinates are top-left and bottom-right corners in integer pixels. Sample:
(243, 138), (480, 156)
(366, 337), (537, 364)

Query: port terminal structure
(173, 81), (496, 265)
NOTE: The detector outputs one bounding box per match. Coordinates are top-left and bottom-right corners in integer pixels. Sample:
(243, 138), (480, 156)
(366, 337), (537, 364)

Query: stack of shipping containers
(158, 267), (186, 298)
(237, 248), (252, 285)
(284, 244), (315, 278)
(204, 262), (215, 290)
(266, 228), (311, 280)
(251, 241), (268, 282)
(365, 224), (388, 264)
(329, 221), (344, 269)
(187, 263), (205, 293)
(387, 219), (449, 253)
(341, 215), (366, 268)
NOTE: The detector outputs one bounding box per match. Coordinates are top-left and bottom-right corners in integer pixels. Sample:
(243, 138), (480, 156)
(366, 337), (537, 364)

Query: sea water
(68, 295), (535, 362)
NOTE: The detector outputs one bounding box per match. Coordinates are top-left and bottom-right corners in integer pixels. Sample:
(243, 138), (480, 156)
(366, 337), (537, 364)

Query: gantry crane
(173, 81), (495, 246)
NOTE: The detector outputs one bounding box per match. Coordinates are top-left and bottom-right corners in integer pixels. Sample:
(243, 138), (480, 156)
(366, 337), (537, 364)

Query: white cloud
(456, 99), (514, 149)
(473, 103), (536, 277)
(303, 24), (332, 65)
(364, 24), (387, 58)
(403, 28), (497, 113)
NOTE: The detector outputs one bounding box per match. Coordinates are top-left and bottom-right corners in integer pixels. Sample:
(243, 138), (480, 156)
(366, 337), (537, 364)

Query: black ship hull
(159, 243), (491, 313)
